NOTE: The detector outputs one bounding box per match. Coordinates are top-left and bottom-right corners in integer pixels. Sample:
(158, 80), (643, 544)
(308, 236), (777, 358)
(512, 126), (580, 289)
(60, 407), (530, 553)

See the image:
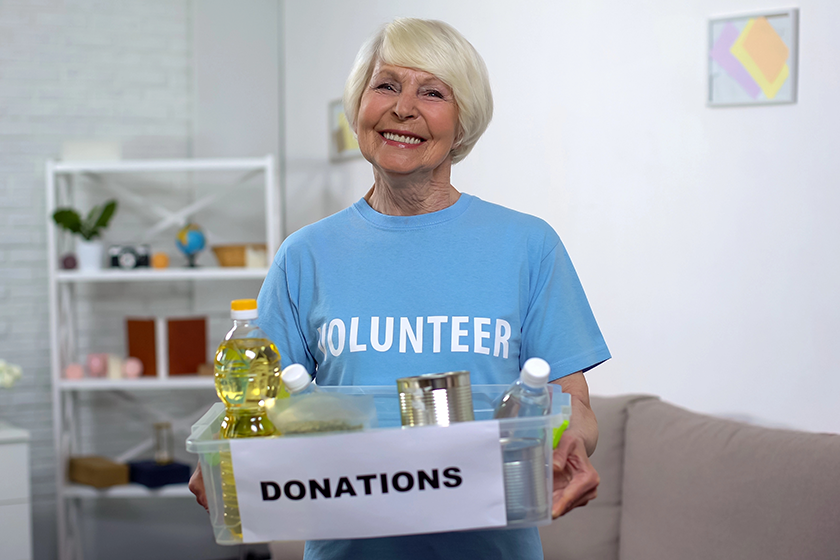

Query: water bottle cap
(231, 298), (258, 320)
(521, 357), (550, 388)
(281, 364), (312, 393)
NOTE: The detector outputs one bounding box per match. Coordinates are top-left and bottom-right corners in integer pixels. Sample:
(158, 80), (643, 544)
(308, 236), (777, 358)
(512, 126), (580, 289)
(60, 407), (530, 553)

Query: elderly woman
(192, 17), (609, 560)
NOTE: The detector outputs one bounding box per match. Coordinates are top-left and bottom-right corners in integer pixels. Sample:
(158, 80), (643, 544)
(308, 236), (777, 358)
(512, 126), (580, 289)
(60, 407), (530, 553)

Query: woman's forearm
(551, 372), (598, 456)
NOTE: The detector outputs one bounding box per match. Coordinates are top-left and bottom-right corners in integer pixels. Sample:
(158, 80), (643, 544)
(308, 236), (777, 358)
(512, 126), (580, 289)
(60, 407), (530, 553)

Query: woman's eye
(375, 83), (396, 92)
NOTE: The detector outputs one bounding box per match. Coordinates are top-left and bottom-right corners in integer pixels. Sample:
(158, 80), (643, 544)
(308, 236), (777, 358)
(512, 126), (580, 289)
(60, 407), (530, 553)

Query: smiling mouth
(381, 132), (424, 145)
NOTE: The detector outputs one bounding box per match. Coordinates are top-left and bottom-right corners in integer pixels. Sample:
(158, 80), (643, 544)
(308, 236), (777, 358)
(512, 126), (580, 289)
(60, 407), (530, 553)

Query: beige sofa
(541, 395), (840, 560)
(271, 395), (840, 560)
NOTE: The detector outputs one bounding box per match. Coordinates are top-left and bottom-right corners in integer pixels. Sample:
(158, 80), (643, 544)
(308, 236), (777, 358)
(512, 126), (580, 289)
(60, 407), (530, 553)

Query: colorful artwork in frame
(708, 9), (798, 106)
(329, 99), (363, 162)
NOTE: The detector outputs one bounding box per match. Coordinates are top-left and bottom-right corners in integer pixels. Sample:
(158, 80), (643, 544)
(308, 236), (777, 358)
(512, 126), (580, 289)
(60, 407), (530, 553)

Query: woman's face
(356, 61), (459, 180)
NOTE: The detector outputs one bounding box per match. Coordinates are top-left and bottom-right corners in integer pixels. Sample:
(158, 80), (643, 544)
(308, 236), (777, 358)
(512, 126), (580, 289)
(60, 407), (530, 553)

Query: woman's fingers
(551, 435), (600, 518)
(188, 464), (209, 511)
(552, 471), (598, 518)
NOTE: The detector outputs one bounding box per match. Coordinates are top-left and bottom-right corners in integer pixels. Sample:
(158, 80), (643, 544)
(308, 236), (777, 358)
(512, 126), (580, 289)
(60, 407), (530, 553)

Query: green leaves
(87, 200), (117, 238)
(52, 199), (118, 241)
(52, 209), (83, 235)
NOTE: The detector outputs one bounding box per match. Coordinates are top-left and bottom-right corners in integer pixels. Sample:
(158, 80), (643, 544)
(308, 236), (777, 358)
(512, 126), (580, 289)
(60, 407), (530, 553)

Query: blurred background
(1, 1), (839, 559)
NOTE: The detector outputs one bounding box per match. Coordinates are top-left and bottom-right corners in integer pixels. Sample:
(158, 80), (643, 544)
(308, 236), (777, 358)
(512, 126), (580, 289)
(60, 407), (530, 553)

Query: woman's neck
(365, 169), (460, 216)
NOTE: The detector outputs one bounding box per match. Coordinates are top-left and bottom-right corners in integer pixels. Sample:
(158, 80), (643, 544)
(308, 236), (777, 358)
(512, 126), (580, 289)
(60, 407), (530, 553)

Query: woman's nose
(393, 90), (417, 120)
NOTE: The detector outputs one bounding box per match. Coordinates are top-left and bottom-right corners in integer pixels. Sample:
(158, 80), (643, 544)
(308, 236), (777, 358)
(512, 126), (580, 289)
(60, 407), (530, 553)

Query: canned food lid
(396, 370), (472, 391)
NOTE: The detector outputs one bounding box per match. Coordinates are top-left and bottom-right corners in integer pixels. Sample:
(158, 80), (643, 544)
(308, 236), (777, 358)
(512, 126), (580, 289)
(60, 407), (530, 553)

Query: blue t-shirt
(257, 193), (610, 560)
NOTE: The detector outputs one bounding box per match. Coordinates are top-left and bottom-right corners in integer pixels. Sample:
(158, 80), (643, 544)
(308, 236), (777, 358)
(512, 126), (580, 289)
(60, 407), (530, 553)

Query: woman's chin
(372, 160), (431, 178)
(371, 154), (452, 182)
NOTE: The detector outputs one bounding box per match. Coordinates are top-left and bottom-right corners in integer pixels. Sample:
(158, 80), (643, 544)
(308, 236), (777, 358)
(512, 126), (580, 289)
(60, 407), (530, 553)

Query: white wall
(284, 0), (840, 434)
(192, 0), (281, 160)
(192, 0), (282, 242)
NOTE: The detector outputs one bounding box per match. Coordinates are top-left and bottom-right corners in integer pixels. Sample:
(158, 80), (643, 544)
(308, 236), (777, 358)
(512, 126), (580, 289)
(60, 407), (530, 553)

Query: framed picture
(329, 99), (363, 162)
(708, 8), (798, 106)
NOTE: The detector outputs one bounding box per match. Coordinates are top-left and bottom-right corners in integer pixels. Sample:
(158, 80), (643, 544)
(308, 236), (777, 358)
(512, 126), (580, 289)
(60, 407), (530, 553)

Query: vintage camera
(109, 244), (150, 269)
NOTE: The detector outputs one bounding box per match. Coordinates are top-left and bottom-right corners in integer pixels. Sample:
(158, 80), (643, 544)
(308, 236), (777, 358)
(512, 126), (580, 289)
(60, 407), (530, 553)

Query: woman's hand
(189, 464), (209, 511)
(551, 429), (599, 517)
(549, 372), (600, 518)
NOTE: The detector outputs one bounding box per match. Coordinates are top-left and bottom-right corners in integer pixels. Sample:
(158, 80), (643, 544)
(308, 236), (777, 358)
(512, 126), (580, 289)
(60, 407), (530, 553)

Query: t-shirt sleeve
(256, 252), (317, 374)
(519, 235), (611, 381)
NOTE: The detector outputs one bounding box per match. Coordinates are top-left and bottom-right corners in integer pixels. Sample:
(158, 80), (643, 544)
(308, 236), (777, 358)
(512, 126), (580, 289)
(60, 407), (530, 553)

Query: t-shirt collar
(353, 192), (473, 230)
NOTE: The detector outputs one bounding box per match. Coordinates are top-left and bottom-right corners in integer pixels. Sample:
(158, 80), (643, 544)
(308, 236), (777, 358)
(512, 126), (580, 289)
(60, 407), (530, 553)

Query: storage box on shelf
(45, 157), (282, 560)
(187, 385), (571, 545)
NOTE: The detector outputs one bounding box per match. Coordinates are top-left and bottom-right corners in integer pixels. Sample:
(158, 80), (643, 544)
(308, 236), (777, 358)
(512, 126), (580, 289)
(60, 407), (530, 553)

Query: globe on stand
(176, 223), (206, 267)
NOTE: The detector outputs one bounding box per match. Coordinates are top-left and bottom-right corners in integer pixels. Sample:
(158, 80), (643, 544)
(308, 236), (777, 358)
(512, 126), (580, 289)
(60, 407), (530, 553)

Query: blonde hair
(343, 18), (493, 164)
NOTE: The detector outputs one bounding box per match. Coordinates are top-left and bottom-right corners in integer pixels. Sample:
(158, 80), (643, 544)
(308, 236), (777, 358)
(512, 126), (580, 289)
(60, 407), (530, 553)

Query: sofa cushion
(539, 394), (657, 560)
(620, 399), (840, 560)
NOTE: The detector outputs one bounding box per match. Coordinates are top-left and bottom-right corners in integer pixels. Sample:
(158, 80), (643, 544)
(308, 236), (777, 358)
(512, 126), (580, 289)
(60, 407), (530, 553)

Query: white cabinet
(0, 423), (32, 560)
(45, 157), (281, 560)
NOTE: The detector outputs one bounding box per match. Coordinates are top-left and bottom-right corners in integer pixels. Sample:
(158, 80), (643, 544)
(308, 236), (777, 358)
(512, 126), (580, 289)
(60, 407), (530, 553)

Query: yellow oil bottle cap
(231, 299), (257, 311)
(230, 298), (258, 320)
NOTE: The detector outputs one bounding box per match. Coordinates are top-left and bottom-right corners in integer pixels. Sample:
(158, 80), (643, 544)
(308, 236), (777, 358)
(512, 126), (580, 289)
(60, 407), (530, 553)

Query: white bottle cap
(521, 357), (550, 388)
(281, 363), (312, 393)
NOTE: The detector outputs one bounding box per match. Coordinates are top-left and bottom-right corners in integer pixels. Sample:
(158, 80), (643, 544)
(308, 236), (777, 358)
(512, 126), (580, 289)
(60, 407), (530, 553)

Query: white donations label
(230, 420), (506, 542)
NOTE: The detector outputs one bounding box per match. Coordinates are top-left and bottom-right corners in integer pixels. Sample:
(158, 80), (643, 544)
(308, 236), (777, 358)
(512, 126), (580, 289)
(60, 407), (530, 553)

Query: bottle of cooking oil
(215, 298), (287, 539)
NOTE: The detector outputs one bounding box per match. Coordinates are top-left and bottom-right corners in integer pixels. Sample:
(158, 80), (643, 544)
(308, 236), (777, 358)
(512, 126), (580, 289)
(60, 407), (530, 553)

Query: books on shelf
(126, 316), (208, 378)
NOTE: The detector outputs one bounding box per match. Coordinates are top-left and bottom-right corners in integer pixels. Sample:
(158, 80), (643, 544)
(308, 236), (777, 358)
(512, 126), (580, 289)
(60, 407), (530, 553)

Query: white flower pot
(76, 239), (104, 271)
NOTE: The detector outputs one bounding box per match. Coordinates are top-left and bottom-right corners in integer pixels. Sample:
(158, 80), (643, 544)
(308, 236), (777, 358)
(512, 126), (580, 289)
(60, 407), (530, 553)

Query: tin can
(396, 370), (474, 427)
(500, 435), (550, 523)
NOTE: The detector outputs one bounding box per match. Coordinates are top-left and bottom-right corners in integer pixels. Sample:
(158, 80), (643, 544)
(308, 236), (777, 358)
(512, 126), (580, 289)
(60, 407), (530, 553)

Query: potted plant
(52, 200), (118, 270)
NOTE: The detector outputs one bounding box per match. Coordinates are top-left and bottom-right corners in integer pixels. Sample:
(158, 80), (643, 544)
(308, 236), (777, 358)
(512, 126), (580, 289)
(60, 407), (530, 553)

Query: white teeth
(383, 132), (422, 145)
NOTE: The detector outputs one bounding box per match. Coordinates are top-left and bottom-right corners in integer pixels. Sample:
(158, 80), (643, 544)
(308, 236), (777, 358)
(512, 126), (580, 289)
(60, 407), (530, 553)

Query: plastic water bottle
(494, 358), (552, 524)
(280, 363), (321, 396)
(494, 358), (552, 419)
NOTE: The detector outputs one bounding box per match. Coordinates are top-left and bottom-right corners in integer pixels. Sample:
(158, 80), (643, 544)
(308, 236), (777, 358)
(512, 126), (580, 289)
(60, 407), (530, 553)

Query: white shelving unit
(56, 267), (270, 283)
(45, 157), (281, 560)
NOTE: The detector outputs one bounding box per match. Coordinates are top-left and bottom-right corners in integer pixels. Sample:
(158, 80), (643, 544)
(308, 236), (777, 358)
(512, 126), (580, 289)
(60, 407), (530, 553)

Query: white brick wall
(0, 1), (194, 558)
